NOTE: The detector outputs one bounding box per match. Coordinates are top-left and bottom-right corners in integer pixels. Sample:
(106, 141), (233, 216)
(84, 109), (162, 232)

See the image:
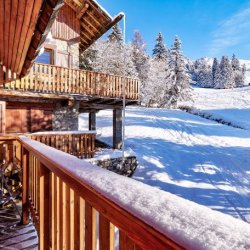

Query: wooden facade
(52, 4), (80, 41)
(5, 103), (54, 133)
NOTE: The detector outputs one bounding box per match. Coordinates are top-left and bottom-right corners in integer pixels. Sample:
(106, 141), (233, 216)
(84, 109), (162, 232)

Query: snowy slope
(79, 105), (250, 223)
(181, 86), (250, 130)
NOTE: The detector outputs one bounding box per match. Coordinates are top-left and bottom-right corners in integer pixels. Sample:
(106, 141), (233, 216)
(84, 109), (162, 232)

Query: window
(35, 49), (53, 64)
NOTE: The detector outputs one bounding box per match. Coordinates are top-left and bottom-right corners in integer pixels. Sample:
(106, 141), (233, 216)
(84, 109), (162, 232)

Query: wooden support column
(0, 101), (6, 133)
(39, 163), (50, 250)
(89, 110), (96, 131)
(113, 108), (122, 149)
(21, 147), (29, 225)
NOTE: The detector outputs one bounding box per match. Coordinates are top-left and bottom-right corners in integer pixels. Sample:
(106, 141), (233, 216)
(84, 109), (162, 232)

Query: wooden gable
(64, 0), (124, 51)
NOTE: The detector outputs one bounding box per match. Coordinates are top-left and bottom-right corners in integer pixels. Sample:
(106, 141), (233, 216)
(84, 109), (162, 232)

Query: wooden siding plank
(7, 0), (18, 70)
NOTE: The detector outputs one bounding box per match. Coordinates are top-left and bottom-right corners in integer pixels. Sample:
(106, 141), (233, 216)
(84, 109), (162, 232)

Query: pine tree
(167, 36), (190, 107)
(212, 57), (220, 87)
(215, 56), (234, 89)
(196, 59), (212, 88)
(108, 24), (123, 44)
(231, 54), (244, 87)
(231, 54), (240, 71)
(79, 45), (97, 70)
(131, 31), (150, 103)
(152, 32), (168, 60)
(143, 59), (171, 107)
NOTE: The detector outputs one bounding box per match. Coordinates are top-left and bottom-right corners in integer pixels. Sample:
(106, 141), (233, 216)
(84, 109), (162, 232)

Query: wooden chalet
(0, 0), (138, 150)
(0, 1), (248, 249)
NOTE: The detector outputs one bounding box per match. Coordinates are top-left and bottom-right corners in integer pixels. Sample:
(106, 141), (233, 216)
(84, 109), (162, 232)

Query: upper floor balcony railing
(1, 63), (139, 100)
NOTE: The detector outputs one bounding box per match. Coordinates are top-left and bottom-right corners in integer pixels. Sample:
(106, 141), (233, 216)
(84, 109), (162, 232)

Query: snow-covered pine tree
(212, 57), (220, 87)
(167, 36), (190, 107)
(242, 64), (246, 84)
(195, 58), (212, 88)
(143, 58), (171, 107)
(152, 32), (168, 60)
(215, 56), (234, 89)
(79, 44), (97, 70)
(231, 54), (244, 87)
(91, 29), (137, 78)
(131, 31), (150, 103)
(108, 24), (123, 44)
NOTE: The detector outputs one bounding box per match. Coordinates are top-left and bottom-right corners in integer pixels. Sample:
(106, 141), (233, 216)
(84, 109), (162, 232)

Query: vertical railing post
(21, 147), (30, 225)
(39, 163), (50, 249)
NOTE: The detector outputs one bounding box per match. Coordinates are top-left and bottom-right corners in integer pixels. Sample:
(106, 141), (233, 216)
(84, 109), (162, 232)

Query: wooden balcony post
(39, 163), (50, 250)
(88, 110), (96, 131)
(113, 108), (122, 149)
(21, 147), (29, 225)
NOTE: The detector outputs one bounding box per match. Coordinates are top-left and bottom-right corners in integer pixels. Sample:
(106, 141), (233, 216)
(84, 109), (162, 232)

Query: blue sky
(98, 0), (250, 60)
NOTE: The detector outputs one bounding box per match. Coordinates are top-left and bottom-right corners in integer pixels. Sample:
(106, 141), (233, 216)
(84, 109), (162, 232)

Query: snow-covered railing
(3, 63), (139, 100)
(17, 136), (250, 249)
(30, 131), (96, 159)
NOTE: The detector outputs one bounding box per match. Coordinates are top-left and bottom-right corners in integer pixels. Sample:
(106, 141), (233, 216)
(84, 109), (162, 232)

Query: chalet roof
(64, 0), (124, 51)
(0, 0), (64, 79)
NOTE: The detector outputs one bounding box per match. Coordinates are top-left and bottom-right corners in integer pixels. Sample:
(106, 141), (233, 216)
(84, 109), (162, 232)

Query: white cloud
(209, 4), (250, 56)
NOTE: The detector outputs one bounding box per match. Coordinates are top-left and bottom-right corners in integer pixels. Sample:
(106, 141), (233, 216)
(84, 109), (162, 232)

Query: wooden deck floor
(0, 202), (38, 249)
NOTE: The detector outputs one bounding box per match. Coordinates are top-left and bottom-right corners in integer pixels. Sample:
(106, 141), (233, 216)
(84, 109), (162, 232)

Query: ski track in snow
(79, 103), (250, 223)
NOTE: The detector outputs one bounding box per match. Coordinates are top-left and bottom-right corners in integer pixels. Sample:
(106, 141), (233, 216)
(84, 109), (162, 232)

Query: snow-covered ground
(79, 87), (250, 223)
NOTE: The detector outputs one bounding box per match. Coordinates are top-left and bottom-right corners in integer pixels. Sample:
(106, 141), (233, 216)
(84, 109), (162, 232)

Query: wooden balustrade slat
(79, 197), (85, 249)
(99, 215), (115, 250)
(39, 163), (50, 250)
(63, 182), (70, 249)
(85, 202), (97, 250)
(58, 178), (63, 250)
(21, 147), (29, 225)
(51, 172), (57, 250)
(119, 231), (136, 250)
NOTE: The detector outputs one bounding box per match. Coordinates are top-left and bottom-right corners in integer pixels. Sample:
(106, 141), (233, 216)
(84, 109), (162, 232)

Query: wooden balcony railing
(2, 135), (249, 249)
(18, 136), (183, 250)
(3, 63), (139, 100)
(30, 131), (96, 159)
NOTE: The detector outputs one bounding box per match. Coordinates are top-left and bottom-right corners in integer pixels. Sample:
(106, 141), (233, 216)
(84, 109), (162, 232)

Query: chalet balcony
(1, 135), (250, 249)
(1, 63), (139, 102)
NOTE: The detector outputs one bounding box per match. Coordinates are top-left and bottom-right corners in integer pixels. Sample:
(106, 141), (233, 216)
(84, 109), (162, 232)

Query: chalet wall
(53, 102), (79, 131)
(51, 4), (80, 41)
(5, 102), (54, 133)
(47, 4), (80, 68)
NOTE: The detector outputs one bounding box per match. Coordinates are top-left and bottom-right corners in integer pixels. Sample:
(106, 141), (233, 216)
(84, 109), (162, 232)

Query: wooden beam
(77, 3), (89, 19)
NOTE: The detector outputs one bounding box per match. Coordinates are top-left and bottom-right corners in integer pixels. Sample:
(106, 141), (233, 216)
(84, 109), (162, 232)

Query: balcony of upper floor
(0, 63), (139, 104)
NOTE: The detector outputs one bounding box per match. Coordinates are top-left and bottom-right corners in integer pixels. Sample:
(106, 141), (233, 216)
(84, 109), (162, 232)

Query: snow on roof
(19, 136), (250, 249)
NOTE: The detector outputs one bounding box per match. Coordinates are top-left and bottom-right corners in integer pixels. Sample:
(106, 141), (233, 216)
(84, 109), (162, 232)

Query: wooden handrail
(30, 131), (96, 159)
(3, 63), (139, 100)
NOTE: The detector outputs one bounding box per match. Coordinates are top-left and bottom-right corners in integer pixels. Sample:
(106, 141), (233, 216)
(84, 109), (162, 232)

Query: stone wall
(89, 156), (138, 177)
(53, 102), (79, 131)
